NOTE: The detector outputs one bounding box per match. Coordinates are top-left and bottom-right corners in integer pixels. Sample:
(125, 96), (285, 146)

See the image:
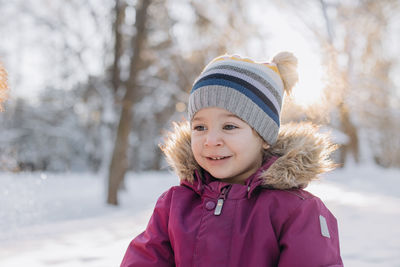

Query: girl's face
(191, 107), (266, 184)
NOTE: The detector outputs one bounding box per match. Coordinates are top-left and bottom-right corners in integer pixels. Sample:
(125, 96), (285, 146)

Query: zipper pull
(214, 185), (231, 216)
(214, 198), (224, 216)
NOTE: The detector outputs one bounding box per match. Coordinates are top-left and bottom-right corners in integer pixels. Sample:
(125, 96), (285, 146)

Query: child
(121, 52), (343, 266)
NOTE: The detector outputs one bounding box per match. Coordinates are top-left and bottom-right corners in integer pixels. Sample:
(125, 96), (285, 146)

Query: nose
(204, 129), (223, 147)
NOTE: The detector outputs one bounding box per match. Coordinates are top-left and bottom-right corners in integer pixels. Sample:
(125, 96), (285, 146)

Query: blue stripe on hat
(192, 78), (280, 126)
(194, 73), (279, 115)
(206, 60), (283, 95)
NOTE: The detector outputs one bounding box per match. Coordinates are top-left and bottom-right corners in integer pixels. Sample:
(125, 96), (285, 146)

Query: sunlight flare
(291, 55), (325, 107)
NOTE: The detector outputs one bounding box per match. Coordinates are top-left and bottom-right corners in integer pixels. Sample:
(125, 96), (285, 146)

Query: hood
(160, 121), (338, 189)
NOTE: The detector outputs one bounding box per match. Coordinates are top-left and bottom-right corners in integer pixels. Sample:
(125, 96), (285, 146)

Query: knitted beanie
(188, 52), (298, 145)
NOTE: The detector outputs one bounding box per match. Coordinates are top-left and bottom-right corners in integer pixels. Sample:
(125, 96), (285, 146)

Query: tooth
(210, 156), (226, 160)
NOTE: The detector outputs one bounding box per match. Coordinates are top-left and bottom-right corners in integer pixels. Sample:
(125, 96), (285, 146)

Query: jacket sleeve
(278, 197), (343, 267)
(121, 188), (175, 267)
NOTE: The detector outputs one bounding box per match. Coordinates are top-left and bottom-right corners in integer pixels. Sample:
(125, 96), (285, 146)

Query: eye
(223, 124), (238, 130)
(192, 125), (206, 131)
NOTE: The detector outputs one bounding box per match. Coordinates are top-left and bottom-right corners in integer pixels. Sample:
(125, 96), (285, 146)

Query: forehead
(192, 107), (241, 122)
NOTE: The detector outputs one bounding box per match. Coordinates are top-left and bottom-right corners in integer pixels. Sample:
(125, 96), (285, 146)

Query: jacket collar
(161, 121), (337, 193)
(180, 156), (278, 199)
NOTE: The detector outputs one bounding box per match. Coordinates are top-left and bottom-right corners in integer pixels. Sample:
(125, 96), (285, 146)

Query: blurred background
(0, 0), (399, 266)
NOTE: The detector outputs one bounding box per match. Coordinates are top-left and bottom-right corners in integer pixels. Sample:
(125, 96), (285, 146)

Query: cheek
(235, 133), (264, 158)
(190, 135), (201, 158)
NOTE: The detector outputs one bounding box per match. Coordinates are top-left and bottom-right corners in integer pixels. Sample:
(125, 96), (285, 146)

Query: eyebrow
(192, 113), (241, 122)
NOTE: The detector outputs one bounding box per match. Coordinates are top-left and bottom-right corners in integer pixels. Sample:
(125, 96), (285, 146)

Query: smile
(206, 156), (231, 160)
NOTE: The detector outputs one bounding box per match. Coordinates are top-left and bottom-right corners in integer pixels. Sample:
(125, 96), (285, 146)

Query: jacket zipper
(214, 185), (231, 216)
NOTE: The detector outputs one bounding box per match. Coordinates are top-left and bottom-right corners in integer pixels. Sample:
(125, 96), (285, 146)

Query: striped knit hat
(188, 52), (298, 145)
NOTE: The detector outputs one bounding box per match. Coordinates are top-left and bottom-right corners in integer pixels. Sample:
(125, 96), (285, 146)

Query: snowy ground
(0, 166), (399, 267)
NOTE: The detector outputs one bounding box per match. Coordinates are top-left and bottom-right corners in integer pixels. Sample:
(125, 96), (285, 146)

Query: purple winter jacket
(121, 122), (343, 267)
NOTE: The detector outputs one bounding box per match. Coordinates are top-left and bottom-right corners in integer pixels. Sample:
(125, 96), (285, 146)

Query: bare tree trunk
(151, 100), (177, 170)
(320, 0), (359, 167)
(111, 0), (126, 94)
(107, 0), (152, 205)
(338, 102), (359, 165)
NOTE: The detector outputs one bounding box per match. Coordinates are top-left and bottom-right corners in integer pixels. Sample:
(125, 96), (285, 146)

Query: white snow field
(0, 165), (399, 267)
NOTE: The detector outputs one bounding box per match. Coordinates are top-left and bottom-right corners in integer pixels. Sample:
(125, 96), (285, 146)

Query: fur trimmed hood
(160, 121), (338, 189)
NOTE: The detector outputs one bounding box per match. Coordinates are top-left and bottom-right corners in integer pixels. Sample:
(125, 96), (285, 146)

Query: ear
(262, 142), (270, 150)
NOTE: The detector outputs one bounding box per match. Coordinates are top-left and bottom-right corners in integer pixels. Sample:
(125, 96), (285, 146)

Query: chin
(206, 170), (226, 179)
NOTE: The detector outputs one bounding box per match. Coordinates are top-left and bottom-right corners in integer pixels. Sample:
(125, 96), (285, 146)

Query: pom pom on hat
(272, 52), (298, 95)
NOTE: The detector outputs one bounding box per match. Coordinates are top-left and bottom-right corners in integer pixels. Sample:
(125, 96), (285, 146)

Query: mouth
(206, 156), (231, 161)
